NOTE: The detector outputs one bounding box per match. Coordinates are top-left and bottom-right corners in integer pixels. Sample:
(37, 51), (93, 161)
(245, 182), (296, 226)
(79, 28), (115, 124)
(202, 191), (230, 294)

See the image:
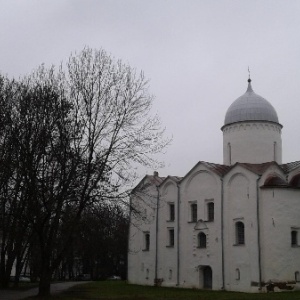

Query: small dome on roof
(224, 79), (280, 126)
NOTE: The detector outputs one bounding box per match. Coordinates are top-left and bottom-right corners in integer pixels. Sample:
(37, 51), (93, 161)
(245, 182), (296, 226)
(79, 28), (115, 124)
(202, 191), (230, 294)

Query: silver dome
(224, 80), (280, 126)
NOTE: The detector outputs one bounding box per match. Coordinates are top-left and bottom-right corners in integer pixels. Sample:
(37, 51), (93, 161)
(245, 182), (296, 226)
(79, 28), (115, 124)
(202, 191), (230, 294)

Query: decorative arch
(184, 170), (218, 193)
(227, 172), (250, 187)
(290, 173), (300, 188)
(264, 174), (287, 187)
(160, 181), (177, 197)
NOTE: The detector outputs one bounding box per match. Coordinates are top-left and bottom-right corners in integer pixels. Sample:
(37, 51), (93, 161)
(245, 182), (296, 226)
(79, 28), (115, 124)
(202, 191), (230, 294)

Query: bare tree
(0, 47), (169, 296)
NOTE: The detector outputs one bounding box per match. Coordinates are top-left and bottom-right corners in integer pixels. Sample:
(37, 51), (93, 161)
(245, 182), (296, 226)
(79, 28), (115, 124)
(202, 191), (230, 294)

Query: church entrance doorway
(203, 266), (212, 289)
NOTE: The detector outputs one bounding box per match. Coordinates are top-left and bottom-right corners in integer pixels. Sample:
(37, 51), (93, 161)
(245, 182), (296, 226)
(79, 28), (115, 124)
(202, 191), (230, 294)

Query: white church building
(127, 78), (300, 292)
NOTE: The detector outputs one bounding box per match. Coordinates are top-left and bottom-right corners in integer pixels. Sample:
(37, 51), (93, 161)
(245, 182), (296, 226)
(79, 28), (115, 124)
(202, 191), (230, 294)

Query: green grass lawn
(27, 280), (300, 300)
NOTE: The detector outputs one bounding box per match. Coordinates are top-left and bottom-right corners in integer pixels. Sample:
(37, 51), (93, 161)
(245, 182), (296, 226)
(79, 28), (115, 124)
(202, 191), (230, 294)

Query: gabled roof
(131, 174), (165, 194)
(181, 161), (232, 182)
(159, 175), (182, 187)
(202, 161), (232, 176)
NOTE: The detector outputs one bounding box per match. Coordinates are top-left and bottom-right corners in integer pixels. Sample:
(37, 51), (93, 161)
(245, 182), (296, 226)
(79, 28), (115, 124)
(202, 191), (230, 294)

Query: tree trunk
(0, 250), (10, 288)
(38, 255), (52, 297)
(38, 270), (52, 297)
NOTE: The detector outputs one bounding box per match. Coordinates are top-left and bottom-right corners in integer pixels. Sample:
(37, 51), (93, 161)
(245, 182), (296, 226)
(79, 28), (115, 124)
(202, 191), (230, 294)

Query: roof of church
(280, 161), (300, 173)
(237, 161), (277, 175)
(223, 79), (280, 127)
(133, 161), (300, 192)
(201, 161), (232, 176)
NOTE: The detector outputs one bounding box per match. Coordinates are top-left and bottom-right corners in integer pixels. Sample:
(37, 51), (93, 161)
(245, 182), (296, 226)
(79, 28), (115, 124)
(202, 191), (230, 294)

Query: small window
(191, 203), (197, 222)
(198, 232), (207, 248)
(207, 202), (214, 221)
(295, 271), (300, 282)
(146, 268), (149, 279)
(169, 269), (173, 280)
(235, 268), (240, 280)
(169, 203), (175, 221)
(144, 232), (150, 251)
(236, 222), (245, 245)
(292, 230), (298, 246)
(168, 228), (175, 247)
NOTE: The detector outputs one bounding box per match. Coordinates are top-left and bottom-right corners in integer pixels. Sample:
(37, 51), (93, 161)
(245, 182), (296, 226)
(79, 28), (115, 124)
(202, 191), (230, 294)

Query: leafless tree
(0, 47), (169, 296)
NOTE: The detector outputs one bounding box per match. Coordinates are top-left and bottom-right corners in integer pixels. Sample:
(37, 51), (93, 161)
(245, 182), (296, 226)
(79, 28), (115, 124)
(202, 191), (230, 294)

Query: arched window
(198, 232), (207, 248)
(236, 222), (245, 245)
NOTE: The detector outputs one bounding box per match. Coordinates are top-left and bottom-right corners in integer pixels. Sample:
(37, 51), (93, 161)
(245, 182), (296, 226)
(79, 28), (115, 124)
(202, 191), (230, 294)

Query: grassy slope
(28, 281), (300, 300)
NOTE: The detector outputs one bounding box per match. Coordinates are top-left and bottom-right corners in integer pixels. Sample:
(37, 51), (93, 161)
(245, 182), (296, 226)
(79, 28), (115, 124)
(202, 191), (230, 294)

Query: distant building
(128, 78), (300, 292)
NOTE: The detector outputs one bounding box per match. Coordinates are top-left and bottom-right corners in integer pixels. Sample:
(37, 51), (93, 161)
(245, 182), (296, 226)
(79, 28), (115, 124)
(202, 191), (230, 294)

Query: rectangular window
(292, 230), (298, 246)
(191, 203), (197, 222)
(144, 232), (150, 251)
(295, 271), (300, 282)
(168, 228), (175, 247)
(207, 202), (214, 221)
(236, 222), (245, 245)
(169, 203), (175, 221)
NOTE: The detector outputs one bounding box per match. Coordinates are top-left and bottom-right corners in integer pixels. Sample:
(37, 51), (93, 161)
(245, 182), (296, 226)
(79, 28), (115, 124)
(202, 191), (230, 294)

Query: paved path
(0, 281), (88, 300)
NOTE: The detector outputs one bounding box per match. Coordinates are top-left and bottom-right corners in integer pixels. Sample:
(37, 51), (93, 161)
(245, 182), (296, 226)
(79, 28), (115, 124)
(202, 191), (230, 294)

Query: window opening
(169, 269), (173, 280)
(236, 222), (245, 245)
(144, 232), (150, 251)
(169, 203), (175, 221)
(235, 268), (240, 280)
(168, 228), (175, 247)
(198, 232), (207, 248)
(207, 202), (214, 221)
(191, 203), (197, 222)
(292, 230), (298, 246)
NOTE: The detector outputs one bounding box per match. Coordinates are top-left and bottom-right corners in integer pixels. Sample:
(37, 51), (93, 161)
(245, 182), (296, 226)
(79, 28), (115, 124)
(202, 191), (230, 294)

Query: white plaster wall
(157, 181), (178, 287)
(223, 122), (282, 165)
(179, 166), (223, 290)
(127, 180), (158, 285)
(260, 188), (300, 284)
(128, 166), (300, 292)
(223, 168), (261, 292)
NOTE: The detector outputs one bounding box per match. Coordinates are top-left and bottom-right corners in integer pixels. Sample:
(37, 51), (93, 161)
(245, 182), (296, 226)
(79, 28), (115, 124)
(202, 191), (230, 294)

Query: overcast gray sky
(1, 0), (299, 178)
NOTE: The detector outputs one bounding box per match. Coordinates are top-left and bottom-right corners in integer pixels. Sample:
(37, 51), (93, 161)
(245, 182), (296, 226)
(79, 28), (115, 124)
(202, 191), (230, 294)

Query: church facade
(127, 79), (300, 292)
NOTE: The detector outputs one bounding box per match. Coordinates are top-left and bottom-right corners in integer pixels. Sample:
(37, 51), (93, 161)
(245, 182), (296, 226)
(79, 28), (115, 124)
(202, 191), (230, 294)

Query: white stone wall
(260, 187), (300, 285)
(127, 178), (158, 285)
(157, 180), (178, 287)
(223, 167), (261, 292)
(128, 165), (300, 293)
(179, 165), (223, 290)
(222, 122), (282, 165)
